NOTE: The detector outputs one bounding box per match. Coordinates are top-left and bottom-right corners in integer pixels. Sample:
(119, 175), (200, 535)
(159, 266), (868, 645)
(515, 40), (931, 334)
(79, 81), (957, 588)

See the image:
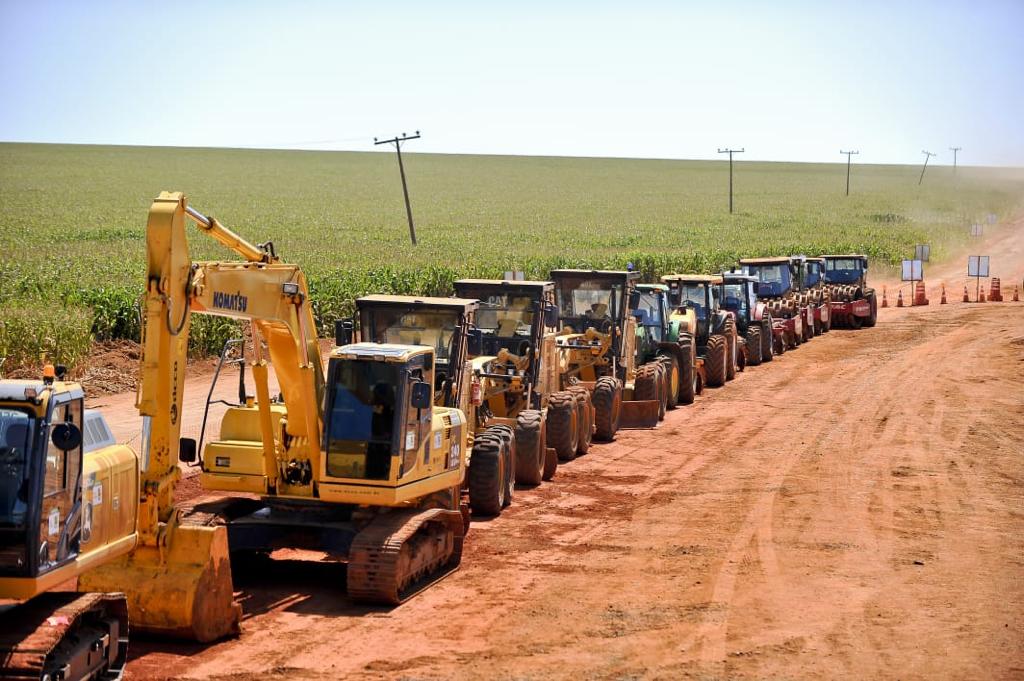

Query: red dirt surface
(103, 221), (1023, 680)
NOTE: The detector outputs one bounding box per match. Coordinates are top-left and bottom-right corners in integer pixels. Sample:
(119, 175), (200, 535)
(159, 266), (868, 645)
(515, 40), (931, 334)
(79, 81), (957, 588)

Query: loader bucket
(618, 399), (660, 429)
(79, 523), (240, 643)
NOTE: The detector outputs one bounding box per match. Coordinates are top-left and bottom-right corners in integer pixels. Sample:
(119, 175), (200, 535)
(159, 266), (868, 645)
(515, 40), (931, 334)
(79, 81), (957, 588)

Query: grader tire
(513, 410), (545, 487)
(705, 334), (727, 387)
(593, 376), (622, 441)
(487, 424), (516, 507)
(567, 386), (594, 455)
(724, 317), (738, 381)
(468, 435), (504, 516)
(678, 337), (697, 405)
(747, 327), (762, 366)
(864, 291), (878, 327)
(542, 441), (558, 481)
(547, 391), (579, 462)
(658, 354), (680, 409)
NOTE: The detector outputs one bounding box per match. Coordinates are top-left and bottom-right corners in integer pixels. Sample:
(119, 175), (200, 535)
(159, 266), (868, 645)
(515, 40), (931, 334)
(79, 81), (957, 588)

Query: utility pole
(840, 150), (859, 196)
(949, 146), (961, 174)
(918, 150), (936, 186)
(717, 147), (745, 213)
(374, 131), (421, 245)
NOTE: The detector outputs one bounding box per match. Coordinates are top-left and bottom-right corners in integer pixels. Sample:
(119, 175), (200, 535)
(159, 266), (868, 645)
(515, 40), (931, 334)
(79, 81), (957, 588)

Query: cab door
(38, 396), (83, 573)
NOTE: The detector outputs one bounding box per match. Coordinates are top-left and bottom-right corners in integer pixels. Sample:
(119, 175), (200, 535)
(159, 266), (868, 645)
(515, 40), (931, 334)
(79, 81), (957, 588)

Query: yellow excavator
(82, 192), (469, 632)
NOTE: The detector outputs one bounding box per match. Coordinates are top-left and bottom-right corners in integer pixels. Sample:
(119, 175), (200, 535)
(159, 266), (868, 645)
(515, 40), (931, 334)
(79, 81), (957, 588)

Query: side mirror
(334, 318), (354, 346)
(51, 423), (82, 452)
(410, 381), (432, 410)
(466, 328), (483, 356)
(544, 303), (559, 329)
(179, 437), (197, 464)
(628, 290), (641, 311)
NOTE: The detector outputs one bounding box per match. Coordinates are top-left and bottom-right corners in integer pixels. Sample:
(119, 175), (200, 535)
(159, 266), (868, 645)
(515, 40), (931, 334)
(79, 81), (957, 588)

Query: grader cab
(549, 270), (662, 441)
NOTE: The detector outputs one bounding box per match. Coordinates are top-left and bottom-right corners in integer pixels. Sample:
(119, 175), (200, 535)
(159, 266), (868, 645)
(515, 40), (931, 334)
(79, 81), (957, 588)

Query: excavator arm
(82, 191), (324, 642)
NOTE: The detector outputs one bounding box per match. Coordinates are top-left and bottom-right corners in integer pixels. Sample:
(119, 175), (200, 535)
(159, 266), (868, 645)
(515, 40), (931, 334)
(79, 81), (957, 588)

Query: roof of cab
(721, 272), (759, 282)
(454, 279), (553, 292)
(819, 254), (867, 259)
(636, 282), (670, 291)
(660, 273), (723, 285)
(356, 294), (478, 312)
(330, 342), (431, 362)
(549, 269), (641, 282)
(739, 257), (791, 265)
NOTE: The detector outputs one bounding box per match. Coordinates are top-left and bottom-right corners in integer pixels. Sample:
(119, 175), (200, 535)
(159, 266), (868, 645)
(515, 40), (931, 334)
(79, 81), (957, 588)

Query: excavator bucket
(79, 523), (240, 643)
(618, 399), (660, 429)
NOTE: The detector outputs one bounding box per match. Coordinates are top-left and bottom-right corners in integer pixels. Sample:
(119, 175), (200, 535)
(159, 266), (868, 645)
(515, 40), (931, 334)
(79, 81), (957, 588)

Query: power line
(375, 131), (422, 246)
(918, 150), (936, 186)
(717, 147), (745, 213)
(840, 150), (860, 196)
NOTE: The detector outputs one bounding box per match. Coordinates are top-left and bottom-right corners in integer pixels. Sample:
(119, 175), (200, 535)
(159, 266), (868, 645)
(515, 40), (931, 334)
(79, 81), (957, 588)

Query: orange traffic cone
(881, 286), (889, 308)
(914, 280), (929, 306)
(990, 278), (1003, 302)
(1014, 285), (1020, 302)
(963, 285), (969, 303)
(979, 286), (986, 303)
(940, 284), (947, 304)
(897, 289), (904, 307)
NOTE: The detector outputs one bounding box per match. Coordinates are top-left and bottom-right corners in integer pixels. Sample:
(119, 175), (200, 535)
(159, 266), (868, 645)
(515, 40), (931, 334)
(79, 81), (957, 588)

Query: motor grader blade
(78, 523), (240, 643)
(618, 399), (660, 429)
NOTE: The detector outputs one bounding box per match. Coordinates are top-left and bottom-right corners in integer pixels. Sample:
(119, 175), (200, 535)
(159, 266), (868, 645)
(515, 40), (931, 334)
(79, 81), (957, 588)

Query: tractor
(659, 274), (739, 389)
(634, 283), (705, 406)
(739, 257), (809, 351)
(720, 271), (775, 366)
(549, 269), (664, 443)
(820, 254), (878, 329)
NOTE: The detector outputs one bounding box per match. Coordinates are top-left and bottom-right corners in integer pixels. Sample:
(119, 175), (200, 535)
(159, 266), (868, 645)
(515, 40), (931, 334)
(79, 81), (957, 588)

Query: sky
(1, 0), (1022, 166)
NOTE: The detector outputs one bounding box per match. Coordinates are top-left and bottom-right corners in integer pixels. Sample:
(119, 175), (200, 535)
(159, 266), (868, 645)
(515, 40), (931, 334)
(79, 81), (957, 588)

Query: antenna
(918, 150), (936, 186)
(375, 131), (422, 245)
(949, 146), (962, 174)
(717, 148), (745, 213)
(840, 150), (860, 196)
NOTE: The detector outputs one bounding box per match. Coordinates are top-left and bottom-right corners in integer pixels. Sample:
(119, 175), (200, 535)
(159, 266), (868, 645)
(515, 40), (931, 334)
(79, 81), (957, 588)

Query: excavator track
(346, 508), (465, 604)
(0, 592), (128, 680)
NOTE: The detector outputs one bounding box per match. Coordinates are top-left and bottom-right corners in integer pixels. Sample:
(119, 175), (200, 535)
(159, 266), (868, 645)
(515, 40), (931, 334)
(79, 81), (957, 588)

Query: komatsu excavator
(82, 192), (468, 627)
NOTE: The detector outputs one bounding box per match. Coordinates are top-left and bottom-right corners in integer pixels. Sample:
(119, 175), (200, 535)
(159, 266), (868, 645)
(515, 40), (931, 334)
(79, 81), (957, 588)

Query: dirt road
(103, 220), (1024, 680)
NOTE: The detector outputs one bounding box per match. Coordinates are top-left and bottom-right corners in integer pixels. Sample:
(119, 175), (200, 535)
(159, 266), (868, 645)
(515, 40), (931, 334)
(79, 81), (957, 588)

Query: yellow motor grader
(78, 192), (472, 643)
(548, 270), (664, 442)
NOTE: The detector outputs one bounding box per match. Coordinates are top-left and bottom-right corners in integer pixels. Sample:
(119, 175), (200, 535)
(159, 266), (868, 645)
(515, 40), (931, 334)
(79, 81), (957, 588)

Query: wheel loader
(548, 270), (663, 442)
(633, 283), (705, 406)
(659, 275), (739, 389)
(351, 291), (540, 518)
(452, 279), (589, 473)
(739, 257), (809, 351)
(80, 193), (470, 643)
(720, 271), (775, 366)
(0, 368), (137, 679)
(819, 254), (877, 329)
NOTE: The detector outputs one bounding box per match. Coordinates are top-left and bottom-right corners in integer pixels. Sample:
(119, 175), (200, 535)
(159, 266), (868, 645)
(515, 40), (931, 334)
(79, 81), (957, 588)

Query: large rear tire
(705, 334), (727, 387)
(724, 317), (737, 381)
(760, 321), (773, 362)
(547, 391), (579, 462)
(513, 409), (545, 486)
(678, 337), (697, 405)
(593, 376), (621, 441)
(658, 354), (680, 409)
(747, 327), (762, 366)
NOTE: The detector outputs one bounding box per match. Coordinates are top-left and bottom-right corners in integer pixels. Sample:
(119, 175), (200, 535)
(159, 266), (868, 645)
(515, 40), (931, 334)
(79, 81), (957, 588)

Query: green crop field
(1, 142), (1022, 373)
